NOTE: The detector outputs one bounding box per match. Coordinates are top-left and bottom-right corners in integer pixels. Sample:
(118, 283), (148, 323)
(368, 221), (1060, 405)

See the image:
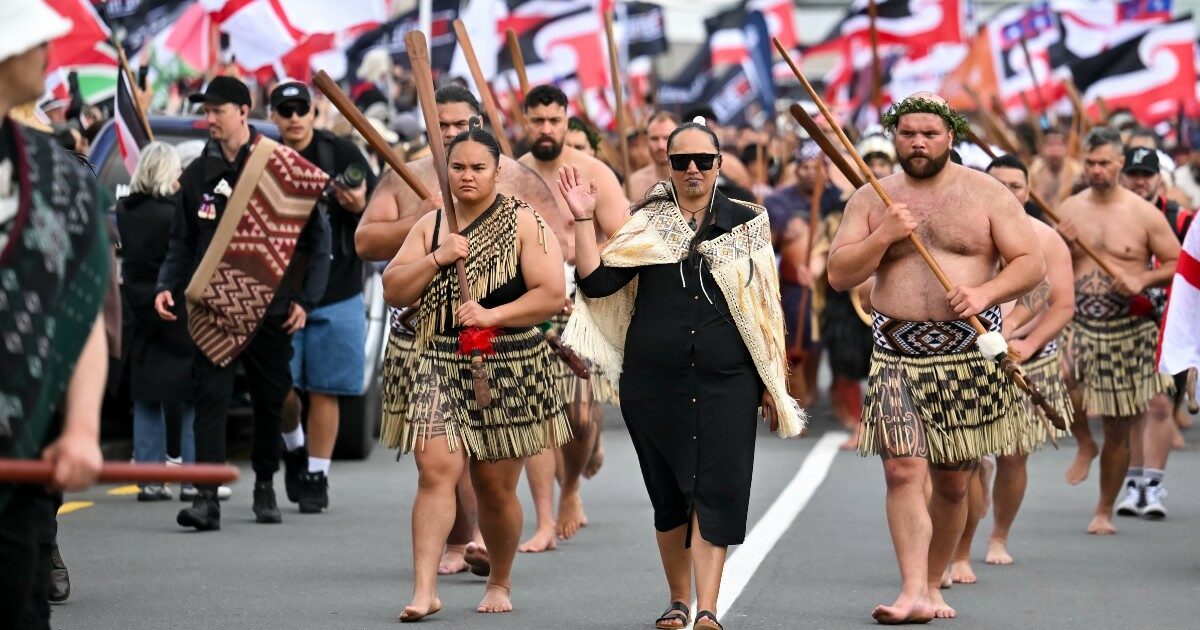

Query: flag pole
(868, 0), (883, 120)
(110, 34), (154, 142)
(604, 9), (633, 198)
(1018, 35), (1054, 127)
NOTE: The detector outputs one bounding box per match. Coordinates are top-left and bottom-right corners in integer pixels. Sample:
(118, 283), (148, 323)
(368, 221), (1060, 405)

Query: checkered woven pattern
(1030, 338), (1058, 361)
(1064, 315), (1174, 417)
(403, 327), (570, 461)
(1075, 291), (1130, 320)
(379, 325), (417, 450)
(872, 307), (1001, 356)
(999, 346), (1073, 456)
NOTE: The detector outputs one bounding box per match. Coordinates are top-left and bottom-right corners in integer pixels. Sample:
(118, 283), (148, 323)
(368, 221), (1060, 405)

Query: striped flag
(114, 70), (151, 175)
(1159, 221), (1200, 373)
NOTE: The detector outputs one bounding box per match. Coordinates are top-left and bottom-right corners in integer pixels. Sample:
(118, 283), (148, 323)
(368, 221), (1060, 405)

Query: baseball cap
(269, 81), (311, 110)
(1123, 147), (1160, 174)
(188, 76), (252, 107)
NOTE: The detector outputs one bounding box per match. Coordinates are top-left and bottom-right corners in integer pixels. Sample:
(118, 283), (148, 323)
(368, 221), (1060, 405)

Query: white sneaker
(217, 485), (232, 501)
(1140, 483), (1167, 520)
(1115, 482), (1143, 517)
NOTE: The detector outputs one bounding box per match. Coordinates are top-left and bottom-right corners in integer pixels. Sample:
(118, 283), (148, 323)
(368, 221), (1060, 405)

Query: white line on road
(712, 431), (847, 616)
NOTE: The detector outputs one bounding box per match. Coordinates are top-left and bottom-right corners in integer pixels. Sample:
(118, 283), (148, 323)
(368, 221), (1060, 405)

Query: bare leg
(926, 467), (973, 619)
(518, 449), (558, 552)
(558, 385), (598, 540)
(986, 453), (1027, 565)
(872, 457), (935, 625)
(583, 401), (605, 480)
(691, 510), (728, 619)
(1143, 394), (1175, 471)
(440, 469), (474, 575)
(802, 346), (822, 408)
(1089, 416), (1135, 535)
(400, 437), (464, 621)
(948, 466), (983, 584)
(832, 377), (864, 450)
(1066, 388), (1098, 485)
(306, 393), (339, 460)
(654, 524), (692, 627)
(471, 457), (527, 613)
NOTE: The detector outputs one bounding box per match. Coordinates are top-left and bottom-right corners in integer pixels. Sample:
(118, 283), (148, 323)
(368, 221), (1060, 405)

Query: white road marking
(708, 431), (847, 617)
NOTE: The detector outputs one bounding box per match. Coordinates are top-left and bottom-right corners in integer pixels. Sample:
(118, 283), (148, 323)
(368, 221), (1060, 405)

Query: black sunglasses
(276, 102), (311, 118)
(668, 153), (719, 172)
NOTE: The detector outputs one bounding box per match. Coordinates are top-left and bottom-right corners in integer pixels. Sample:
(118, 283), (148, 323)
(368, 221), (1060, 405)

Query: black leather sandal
(695, 610), (724, 629)
(654, 601), (691, 628)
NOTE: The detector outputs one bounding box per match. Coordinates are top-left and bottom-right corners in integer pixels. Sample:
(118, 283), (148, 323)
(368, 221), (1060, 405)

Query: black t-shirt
(298, 129), (377, 306)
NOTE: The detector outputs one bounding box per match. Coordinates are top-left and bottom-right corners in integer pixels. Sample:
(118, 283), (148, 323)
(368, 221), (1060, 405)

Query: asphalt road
(53, 402), (1200, 629)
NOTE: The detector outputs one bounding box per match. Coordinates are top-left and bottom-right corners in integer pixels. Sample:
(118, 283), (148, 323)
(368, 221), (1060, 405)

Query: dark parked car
(91, 115), (387, 459)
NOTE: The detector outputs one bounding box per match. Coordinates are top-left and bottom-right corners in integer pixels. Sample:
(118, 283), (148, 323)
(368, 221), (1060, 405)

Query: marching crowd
(2, 1), (1199, 628)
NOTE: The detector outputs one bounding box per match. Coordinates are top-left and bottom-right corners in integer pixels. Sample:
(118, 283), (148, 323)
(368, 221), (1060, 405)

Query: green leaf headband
(881, 98), (971, 137)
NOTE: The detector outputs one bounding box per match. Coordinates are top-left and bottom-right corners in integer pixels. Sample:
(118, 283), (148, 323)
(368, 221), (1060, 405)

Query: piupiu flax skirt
(379, 328), (418, 449)
(397, 327), (571, 461)
(1063, 316), (1174, 418)
(998, 342), (1073, 456)
(547, 313), (620, 407)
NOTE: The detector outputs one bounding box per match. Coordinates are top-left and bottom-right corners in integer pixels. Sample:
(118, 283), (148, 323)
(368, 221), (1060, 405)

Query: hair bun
(468, 115), (483, 131)
(692, 116), (707, 126)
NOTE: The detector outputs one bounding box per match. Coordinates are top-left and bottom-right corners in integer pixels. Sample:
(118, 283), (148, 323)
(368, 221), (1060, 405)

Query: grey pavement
(53, 404), (1200, 629)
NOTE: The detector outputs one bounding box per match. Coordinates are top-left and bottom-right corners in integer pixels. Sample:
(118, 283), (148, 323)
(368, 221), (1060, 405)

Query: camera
(324, 163), (366, 201)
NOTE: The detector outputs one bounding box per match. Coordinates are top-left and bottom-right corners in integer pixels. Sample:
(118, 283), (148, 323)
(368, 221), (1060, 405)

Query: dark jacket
(117, 192), (194, 402)
(155, 128), (331, 316)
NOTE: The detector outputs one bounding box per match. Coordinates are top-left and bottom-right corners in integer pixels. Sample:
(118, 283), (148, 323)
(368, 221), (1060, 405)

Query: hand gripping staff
(773, 37), (1067, 431)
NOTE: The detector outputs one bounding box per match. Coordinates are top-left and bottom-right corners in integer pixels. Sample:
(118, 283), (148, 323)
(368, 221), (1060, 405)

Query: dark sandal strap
(656, 601), (691, 624)
(696, 610), (723, 629)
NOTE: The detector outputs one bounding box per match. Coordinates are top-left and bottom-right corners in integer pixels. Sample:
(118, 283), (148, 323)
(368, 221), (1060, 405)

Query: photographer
(269, 82), (377, 513)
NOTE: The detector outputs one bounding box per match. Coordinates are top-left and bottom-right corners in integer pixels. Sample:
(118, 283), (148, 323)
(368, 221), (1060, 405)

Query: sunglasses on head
(668, 153), (719, 172)
(276, 102), (311, 118)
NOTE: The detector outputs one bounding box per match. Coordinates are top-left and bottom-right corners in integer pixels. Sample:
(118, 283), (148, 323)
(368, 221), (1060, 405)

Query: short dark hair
(1127, 126), (1160, 149)
(1084, 126), (1124, 155)
(682, 106), (717, 125)
(667, 122), (720, 154)
(447, 117), (502, 166)
(435, 85), (480, 114)
(568, 116), (600, 150)
(524, 85), (568, 111)
(986, 153), (1028, 179)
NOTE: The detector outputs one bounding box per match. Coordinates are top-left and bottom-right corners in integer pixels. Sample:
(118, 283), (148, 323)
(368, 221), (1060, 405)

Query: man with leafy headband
(827, 92), (1045, 622)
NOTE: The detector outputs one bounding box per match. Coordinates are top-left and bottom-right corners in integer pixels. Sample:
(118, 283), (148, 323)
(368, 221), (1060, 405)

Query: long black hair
(446, 116), (501, 165)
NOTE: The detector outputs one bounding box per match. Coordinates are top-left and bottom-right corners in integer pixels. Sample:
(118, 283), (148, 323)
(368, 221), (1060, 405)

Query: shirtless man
(948, 154), (1075, 584)
(627, 112), (678, 201)
(356, 85), (564, 574)
(827, 92), (1044, 622)
(1029, 127), (1082, 206)
(1054, 127), (1179, 535)
(517, 84), (630, 551)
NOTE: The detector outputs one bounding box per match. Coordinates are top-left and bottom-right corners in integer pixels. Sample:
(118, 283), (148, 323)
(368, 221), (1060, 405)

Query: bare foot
(1087, 514), (1117, 535)
(464, 542), (491, 577)
(398, 595), (442, 623)
(839, 432), (860, 450)
(1065, 442), (1098, 485)
(939, 568), (952, 589)
(556, 490), (587, 540)
(438, 544), (468, 575)
(871, 592), (935, 625)
(1171, 423), (1186, 450)
(948, 559), (977, 584)
(985, 538), (1013, 565)
(477, 583), (512, 613)
(927, 589), (957, 619)
(518, 526), (558, 553)
(583, 442), (605, 479)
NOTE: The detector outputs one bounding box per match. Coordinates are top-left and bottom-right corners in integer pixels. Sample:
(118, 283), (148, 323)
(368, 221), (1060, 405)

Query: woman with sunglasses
(560, 121), (805, 630)
(382, 120), (570, 620)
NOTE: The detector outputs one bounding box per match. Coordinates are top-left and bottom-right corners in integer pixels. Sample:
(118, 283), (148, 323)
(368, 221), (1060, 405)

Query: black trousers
(0, 489), (56, 630)
(193, 315), (293, 484)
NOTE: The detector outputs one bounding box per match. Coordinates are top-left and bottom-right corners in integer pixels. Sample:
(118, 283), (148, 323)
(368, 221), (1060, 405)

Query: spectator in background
(115, 143), (197, 503)
(565, 116), (599, 157)
(1171, 128), (1200, 208)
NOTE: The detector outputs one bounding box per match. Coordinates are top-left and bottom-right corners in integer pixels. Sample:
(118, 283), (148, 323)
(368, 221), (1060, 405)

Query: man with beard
(517, 84), (628, 551)
(1105, 146), (1193, 520)
(1055, 128), (1179, 535)
(1029, 127), (1082, 207)
(827, 92), (1044, 622)
(627, 112), (678, 201)
(356, 85), (567, 574)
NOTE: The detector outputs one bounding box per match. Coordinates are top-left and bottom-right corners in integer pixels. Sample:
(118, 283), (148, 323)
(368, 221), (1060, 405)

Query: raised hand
(557, 165), (598, 220)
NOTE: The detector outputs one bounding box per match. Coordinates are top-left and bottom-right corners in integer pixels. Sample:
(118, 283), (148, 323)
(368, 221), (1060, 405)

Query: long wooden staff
(604, 10), (633, 198)
(314, 71), (431, 200)
(407, 30), (492, 407)
(506, 28), (531, 96)
(868, 0), (883, 118)
(0, 461), (238, 485)
(789, 103), (865, 189)
(790, 163), (825, 359)
(1018, 36), (1053, 126)
(965, 129), (1121, 280)
(453, 20), (514, 158)
(774, 37), (1067, 429)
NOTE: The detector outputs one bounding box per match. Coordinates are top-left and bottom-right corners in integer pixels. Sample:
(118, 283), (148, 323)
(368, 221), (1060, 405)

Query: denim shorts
(290, 293), (366, 395)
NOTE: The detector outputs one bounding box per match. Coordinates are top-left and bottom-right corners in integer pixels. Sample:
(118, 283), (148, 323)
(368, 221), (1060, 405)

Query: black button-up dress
(577, 193), (764, 546)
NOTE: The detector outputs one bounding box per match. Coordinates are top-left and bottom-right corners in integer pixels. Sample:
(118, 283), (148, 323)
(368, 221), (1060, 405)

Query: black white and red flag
(807, 0), (963, 58)
(497, 0), (609, 91)
(657, 42), (713, 108)
(344, 0), (460, 77)
(115, 68), (151, 175)
(705, 5), (750, 67)
(616, 1), (668, 59)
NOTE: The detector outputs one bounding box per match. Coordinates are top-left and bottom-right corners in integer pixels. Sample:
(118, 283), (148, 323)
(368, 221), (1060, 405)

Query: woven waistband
(872, 306), (1001, 356)
(1029, 338), (1058, 362)
(1074, 291), (1150, 321)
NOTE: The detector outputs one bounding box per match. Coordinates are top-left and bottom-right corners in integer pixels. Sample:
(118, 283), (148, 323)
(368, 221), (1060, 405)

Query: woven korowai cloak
(562, 184), (806, 438)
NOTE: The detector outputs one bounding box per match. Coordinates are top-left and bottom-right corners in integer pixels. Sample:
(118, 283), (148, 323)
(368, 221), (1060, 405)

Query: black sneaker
(48, 544), (70, 603)
(177, 488), (221, 531)
(282, 446), (308, 504)
(253, 481), (282, 524)
(298, 471), (329, 514)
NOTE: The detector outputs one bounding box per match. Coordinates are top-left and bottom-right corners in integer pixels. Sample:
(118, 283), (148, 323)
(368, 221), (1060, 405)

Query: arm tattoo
(1018, 278), (1052, 314)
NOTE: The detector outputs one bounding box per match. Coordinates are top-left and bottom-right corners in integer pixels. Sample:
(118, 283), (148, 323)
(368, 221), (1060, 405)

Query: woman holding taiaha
(381, 122), (570, 620)
(561, 121), (805, 630)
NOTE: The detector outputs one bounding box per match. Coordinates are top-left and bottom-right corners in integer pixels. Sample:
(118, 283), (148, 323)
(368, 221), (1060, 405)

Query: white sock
(308, 456), (331, 476)
(282, 426), (306, 452)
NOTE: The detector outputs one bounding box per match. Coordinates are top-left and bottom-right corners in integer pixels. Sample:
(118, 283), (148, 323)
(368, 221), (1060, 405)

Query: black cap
(188, 76), (251, 107)
(1123, 147), (1160, 174)
(269, 81), (311, 110)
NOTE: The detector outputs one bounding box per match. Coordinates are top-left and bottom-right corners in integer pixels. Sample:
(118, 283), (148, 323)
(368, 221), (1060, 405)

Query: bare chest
(1073, 207), (1150, 264)
(871, 191), (994, 261)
